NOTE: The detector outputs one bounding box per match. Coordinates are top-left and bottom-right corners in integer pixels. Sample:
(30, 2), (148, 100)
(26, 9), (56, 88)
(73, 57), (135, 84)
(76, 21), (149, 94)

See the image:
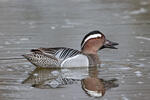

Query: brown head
(81, 30), (119, 54)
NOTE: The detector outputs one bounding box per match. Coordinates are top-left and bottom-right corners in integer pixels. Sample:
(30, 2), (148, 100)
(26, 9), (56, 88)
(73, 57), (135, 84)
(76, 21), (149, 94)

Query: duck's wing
(23, 51), (59, 67)
(30, 48), (58, 61)
(31, 47), (81, 61)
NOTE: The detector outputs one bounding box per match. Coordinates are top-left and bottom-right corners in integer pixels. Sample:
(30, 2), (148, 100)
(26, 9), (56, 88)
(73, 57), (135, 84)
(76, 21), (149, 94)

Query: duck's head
(81, 30), (119, 54)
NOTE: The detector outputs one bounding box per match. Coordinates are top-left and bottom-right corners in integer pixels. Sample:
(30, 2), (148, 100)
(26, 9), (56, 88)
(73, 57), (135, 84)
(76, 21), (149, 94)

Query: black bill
(100, 39), (119, 49)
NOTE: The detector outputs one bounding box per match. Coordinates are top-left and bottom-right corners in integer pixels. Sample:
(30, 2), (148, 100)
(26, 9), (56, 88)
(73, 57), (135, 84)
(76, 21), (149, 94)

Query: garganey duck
(23, 30), (118, 68)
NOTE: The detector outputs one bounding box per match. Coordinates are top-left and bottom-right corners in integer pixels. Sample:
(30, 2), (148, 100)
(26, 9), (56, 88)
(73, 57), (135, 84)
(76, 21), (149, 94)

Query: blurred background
(0, 0), (150, 100)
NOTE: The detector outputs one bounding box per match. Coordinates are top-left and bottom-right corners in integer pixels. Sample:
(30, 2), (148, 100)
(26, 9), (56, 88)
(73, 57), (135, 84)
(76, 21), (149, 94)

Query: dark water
(0, 0), (150, 100)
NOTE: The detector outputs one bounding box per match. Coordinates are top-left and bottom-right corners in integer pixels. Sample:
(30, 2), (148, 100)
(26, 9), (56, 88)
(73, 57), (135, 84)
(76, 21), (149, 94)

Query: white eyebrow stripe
(82, 34), (102, 47)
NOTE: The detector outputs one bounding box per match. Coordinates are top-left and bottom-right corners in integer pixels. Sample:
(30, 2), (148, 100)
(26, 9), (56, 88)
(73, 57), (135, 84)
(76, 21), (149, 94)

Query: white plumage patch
(84, 88), (102, 97)
(82, 34), (102, 47)
(61, 54), (89, 67)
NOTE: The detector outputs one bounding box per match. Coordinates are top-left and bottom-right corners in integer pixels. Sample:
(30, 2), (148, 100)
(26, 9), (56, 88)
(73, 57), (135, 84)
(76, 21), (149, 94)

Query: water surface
(0, 0), (150, 100)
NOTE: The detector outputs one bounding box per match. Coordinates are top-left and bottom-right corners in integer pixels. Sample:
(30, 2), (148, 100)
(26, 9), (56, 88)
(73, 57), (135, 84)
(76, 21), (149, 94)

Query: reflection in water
(22, 66), (118, 97)
(81, 77), (105, 97)
(22, 67), (80, 88)
(81, 67), (118, 97)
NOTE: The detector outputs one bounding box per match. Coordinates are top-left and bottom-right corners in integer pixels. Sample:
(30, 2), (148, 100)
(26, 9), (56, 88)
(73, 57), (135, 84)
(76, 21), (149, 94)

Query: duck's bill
(100, 39), (119, 49)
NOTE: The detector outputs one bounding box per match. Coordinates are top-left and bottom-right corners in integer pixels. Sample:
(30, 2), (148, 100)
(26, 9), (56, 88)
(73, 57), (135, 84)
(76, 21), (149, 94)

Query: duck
(23, 30), (118, 68)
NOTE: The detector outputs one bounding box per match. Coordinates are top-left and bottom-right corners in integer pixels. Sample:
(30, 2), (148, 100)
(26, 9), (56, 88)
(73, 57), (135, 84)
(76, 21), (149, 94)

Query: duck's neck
(82, 50), (101, 66)
(81, 46), (98, 55)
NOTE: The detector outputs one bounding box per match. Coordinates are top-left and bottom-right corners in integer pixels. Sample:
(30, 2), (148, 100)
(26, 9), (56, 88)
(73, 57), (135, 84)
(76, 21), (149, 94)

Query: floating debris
(50, 26), (56, 30)
(129, 8), (147, 15)
(20, 38), (29, 41)
(136, 36), (150, 41)
(138, 58), (146, 61)
(134, 71), (143, 77)
(137, 81), (144, 84)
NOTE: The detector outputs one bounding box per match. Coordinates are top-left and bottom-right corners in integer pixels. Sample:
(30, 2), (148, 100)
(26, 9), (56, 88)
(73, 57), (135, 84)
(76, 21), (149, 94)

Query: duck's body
(23, 47), (100, 67)
(23, 31), (118, 68)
